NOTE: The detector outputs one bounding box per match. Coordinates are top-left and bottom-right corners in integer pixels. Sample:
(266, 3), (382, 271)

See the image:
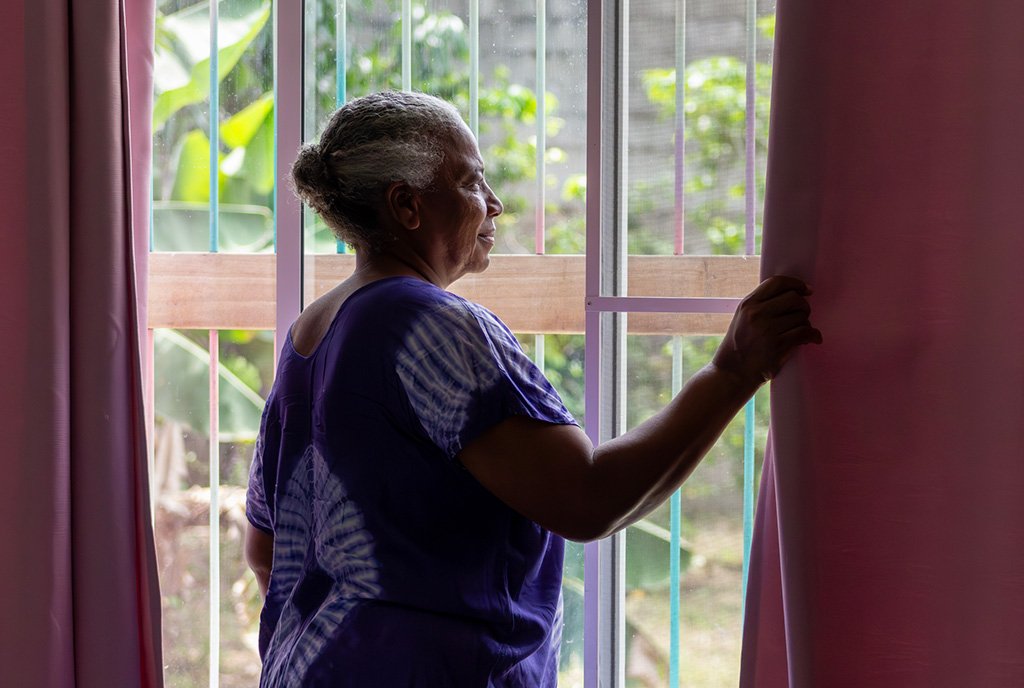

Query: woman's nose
(486, 185), (503, 217)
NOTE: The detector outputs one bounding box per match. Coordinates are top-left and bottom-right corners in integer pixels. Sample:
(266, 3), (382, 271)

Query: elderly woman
(245, 91), (820, 687)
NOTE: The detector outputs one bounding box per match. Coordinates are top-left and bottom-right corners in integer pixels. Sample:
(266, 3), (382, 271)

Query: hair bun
(290, 142), (338, 214)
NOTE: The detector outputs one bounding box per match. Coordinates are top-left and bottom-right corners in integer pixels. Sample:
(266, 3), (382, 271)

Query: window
(148, 0), (773, 685)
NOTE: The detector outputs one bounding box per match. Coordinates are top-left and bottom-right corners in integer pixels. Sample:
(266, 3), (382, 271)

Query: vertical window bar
(533, 0), (547, 373)
(583, 0), (604, 682)
(669, 5), (687, 666)
(208, 329), (220, 688)
(589, 0), (626, 683)
(535, 0), (546, 254)
(742, 0), (758, 603)
(673, 0), (685, 255)
(610, 5), (629, 685)
(146, 110), (156, 515)
(147, 330), (156, 516)
(336, 0), (347, 254)
(742, 397), (755, 603)
(148, 177), (155, 251)
(401, 0), (412, 91)
(275, 0), (305, 353)
(209, 0), (219, 253)
(744, 0), (756, 257)
(469, 0), (479, 136)
(669, 336), (684, 687)
(336, 0), (346, 104)
(207, 1), (220, 682)
(614, 1), (629, 301)
(583, 308), (602, 688)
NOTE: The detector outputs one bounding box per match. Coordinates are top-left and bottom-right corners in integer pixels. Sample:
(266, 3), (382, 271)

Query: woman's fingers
(778, 323), (824, 349)
(713, 275), (821, 386)
(747, 288), (814, 335)
(752, 295), (812, 325)
(765, 311), (816, 336)
(761, 326), (824, 378)
(748, 275), (812, 302)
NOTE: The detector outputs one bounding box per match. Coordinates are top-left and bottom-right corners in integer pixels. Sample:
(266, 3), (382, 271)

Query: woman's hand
(712, 275), (822, 390)
(461, 274), (822, 542)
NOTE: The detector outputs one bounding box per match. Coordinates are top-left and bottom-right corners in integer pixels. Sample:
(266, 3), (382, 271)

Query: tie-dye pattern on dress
(246, 276), (577, 687)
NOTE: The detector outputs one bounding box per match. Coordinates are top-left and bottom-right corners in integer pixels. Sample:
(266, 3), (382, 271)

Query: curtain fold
(741, 1), (1024, 686)
(0, 0), (162, 685)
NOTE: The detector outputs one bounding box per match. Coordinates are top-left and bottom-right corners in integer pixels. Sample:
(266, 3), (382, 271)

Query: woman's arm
(245, 523), (274, 598)
(458, 275), (821, 542)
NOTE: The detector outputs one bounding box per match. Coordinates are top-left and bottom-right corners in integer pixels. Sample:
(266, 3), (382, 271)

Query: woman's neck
(354, 248), (450, 289)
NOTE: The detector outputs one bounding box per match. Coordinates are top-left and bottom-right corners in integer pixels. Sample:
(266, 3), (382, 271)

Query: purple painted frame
(275, 0), (304, 358)
(583, 0), (603, 683)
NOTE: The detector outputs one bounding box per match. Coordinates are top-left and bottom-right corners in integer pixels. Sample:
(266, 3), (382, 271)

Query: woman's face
(416, 124), (503, 283)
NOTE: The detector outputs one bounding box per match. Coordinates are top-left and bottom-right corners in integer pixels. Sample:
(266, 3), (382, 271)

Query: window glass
(626, 0), (775, 259)
(152, 330), (212, 684)
(148, 1), (779, 683)
(152, 0), (275, 254)
(622, 331), (768, 686)
(519, 332), (587, 685)
(152, 328), (275, 686)
(151, 0), (276, 683)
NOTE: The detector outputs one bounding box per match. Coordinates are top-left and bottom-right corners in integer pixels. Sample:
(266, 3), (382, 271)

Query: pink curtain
(0, 0), (162, 686)
(741, 1), (1024, 686)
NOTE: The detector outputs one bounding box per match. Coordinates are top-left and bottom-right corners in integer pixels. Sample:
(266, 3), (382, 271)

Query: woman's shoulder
(350, 277), (485, 325)
(364, 275), (455, 306)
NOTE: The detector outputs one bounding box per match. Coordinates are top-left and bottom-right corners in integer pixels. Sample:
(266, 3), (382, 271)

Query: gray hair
(290, 91), (467, 252)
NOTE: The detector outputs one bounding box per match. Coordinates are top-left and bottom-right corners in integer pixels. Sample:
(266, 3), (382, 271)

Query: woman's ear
(383, 181), (421, 230)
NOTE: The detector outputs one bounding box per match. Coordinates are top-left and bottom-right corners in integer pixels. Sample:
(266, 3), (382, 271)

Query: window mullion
(209, 0), (220, 254)
(536, 0), (547, 255)
(583, 0), (603, 680)
(469, 0), (479, 136)
(336, 0), (346, 104)
(741, 0), (761, 614)
(208, 2), (221, 683)
(585, 0), (630, 684)
(669, 336), (684, 687)
(673, 0), (686, 256)
(401, 0), (412, 91)
(208, 329), (221, 688)
(274, 0), (304, 359)
(744, 0), (757, 257)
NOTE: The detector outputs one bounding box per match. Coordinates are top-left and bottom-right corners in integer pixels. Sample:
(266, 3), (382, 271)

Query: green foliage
(625, 519), (693, 589)
(628, 27), (779, 565)
(153, 329), (266, 441)
(149, 202), (272, 252)
(169, 130), (221, 202)
(153, 2), (271, 131)
(152, 9), (775, 675)
(642, 58), (771, 189)
(220, 92), (275, 196)
(302, 1), (576, 254)
(639, 20), (774, 254)
(540, 335), (585, 419)
(153, 0), (584, 255)
(152, 0), (275, 253)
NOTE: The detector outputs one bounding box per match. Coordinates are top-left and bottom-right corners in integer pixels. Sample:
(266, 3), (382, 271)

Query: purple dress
(246, 276), (578, 687)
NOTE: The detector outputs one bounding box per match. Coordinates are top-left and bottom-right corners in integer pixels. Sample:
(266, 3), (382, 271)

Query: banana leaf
(152, 201), (273, 252)
(153, 1), (272, 130)
(154, 329), (266, 441)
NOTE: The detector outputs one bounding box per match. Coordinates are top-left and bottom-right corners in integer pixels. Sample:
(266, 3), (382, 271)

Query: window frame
(147, 0), (767, 685)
